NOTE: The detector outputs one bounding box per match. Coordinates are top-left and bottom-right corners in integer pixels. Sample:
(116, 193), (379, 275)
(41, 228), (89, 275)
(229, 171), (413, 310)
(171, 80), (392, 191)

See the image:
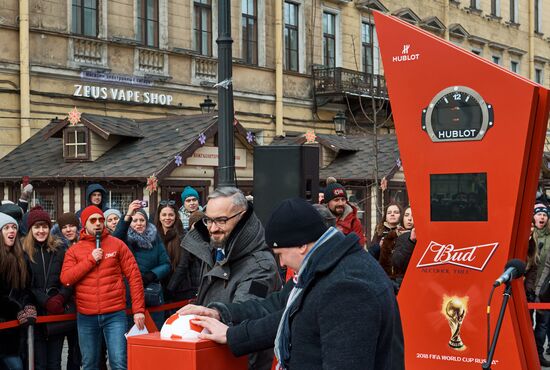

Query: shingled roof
(0, 113), (254, 181)
(270, 133), (400, 181)
(44, 113), (144, 140)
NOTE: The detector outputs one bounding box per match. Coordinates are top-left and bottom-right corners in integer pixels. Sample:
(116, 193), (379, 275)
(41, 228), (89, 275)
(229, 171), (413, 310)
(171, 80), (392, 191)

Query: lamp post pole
(217, 0), (235, 187)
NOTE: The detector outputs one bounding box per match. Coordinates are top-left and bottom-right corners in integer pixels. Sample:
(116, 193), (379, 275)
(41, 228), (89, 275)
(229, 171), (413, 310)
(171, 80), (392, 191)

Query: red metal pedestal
(128, 333), (248, 370)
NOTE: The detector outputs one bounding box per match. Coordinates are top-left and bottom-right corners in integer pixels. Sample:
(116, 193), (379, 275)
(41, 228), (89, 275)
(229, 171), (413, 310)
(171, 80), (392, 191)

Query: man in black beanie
(179, 197), (404, 370)
(323, 177), (366, 246)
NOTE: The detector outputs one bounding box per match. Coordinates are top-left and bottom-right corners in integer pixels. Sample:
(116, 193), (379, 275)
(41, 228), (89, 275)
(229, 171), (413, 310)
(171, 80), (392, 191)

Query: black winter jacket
(0, 267), (33, 356)
(27, 243), (72, 315)
(212, 231), (405, 370)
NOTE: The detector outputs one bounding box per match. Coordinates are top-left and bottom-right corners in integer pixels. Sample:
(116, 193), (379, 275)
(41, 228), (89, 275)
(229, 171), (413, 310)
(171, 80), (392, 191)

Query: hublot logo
(393, 43), (420, 62)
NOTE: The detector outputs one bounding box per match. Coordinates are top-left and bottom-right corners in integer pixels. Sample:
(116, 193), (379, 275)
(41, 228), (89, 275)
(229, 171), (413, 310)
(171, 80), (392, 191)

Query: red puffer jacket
(61, 228), (145, 315)
(336, 203), (366, 247)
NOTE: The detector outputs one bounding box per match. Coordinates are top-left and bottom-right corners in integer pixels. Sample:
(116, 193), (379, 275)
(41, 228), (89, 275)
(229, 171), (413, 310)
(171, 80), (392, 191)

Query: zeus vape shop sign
(73, 84), (174, 106)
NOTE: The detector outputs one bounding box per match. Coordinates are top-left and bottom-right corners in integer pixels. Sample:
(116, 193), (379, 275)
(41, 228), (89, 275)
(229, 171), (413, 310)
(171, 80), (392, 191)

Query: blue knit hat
(0, 212), (18, 231)
(181, 186), (199, 203)
(104, 209), (122, 220)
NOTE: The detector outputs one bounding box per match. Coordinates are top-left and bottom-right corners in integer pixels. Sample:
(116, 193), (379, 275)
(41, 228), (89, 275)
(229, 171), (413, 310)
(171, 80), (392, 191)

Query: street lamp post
(217, 0), (235, 187)
(333, 111), (347, 135)
(200, 95), (216, 114)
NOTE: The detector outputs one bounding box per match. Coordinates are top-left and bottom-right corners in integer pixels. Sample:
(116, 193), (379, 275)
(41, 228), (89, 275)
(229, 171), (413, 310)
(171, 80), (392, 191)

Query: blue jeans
(77, 311), (128, 370)
(0, 355), (23, 370)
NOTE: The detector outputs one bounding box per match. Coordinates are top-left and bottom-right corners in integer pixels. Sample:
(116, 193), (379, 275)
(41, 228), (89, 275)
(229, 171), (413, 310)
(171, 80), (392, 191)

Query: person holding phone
(115, 202), (170, 329)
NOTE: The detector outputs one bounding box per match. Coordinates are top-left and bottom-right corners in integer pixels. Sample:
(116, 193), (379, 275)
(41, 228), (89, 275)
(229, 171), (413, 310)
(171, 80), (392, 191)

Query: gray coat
(184, 204), (280, 305)
(184, 203), (281, 370)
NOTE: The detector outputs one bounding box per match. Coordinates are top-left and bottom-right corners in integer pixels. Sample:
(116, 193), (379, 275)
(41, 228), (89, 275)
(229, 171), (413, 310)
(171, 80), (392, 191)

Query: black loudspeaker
(253, 145), (319, 225)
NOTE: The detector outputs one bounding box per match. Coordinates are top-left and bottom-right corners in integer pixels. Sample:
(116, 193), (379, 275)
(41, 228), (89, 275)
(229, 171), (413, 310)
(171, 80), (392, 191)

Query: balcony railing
(193, 55), (218, 82)
(138, 48), (166, 73)
(313, 66), (388, 98)
(73, 38), (104, 65)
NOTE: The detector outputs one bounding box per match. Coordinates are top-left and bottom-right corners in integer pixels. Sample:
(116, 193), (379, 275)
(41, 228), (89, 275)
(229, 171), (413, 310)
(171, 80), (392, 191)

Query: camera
(140, 200), (148, 208)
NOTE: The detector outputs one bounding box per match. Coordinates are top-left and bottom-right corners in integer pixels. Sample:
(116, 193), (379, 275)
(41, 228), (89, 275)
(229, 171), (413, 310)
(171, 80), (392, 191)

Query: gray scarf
(274, 227), (341, 369)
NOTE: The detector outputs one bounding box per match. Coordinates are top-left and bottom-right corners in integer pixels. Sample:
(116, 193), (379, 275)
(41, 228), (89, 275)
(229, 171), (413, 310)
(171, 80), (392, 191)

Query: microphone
(95, 231), (101, 249)
(95, 231), (101, 264)
(493, 259), (526, 287)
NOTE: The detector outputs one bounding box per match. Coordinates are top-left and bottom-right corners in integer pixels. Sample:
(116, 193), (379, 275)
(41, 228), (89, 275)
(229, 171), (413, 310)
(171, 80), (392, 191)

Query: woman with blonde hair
(23, 206), (72, 370)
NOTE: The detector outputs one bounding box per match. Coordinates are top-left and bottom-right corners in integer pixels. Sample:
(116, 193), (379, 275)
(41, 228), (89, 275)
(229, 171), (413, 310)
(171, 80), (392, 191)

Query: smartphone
(140, 200), (149, 208)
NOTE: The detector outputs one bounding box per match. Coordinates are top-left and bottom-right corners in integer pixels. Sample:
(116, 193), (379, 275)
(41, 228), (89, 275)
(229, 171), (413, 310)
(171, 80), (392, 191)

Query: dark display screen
(430, 173), (487, 221)
(433, 105), (483, 130)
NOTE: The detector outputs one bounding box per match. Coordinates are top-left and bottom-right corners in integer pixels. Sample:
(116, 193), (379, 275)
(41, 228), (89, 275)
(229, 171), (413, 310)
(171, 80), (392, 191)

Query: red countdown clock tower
(374, 11), (550, 370)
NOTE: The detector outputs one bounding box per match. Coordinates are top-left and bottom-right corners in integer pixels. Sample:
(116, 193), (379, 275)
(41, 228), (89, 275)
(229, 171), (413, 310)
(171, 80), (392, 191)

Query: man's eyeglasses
(159, 200), (176, 206)
(88, 217), (105, 224)
(202, 211), (244, 227)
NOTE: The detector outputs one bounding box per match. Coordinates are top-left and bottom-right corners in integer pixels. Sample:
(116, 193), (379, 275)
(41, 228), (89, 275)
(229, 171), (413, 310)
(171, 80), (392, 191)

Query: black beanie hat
(265, 197), (328, 248)
(324, 181), (347, 203)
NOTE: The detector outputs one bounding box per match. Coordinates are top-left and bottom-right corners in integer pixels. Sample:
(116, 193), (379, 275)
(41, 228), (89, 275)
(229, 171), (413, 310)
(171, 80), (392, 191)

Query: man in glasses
(61, 205), (145, 370)
(181, 187), (280, 370)
(178, 186), (203, 231)
(179, 198), (404, 370)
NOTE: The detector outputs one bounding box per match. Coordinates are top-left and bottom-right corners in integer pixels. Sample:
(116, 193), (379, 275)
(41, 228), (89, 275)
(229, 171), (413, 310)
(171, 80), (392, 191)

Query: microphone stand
(482, 282), (513, 369)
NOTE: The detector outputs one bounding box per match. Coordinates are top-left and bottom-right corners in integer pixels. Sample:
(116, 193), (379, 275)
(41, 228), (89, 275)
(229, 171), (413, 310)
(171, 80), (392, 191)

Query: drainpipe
(275, 0), (284, 136)
(443, 0), (449, 40)
(528, 0), (535, 80)
(19, 0), (31, 142)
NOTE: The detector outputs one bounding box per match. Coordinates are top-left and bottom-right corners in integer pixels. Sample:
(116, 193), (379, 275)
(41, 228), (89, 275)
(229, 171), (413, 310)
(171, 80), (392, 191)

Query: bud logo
(393, 43), (420, 62)
(417, 241), (499, 271)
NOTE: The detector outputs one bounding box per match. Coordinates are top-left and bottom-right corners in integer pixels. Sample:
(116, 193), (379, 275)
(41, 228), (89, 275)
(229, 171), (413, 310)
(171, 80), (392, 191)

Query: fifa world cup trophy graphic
(442, 295), (469, 350)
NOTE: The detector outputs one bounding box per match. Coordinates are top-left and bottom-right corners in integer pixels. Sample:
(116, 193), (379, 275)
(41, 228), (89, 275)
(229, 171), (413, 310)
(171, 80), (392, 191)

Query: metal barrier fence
(0, 299), (191, 370)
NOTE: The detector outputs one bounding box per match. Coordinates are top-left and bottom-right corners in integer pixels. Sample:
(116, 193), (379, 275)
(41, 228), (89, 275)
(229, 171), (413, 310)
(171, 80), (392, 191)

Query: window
(470, 0), (480, 9)
(137, 0), (159, 47)
(72, 0), (98, 37)
(284, 1), (299, 72)
(536, 68), (544, 85)
(493, 0), (502, 16)
(509, 0), (518, 23)
(107, 191), (135, 214)
(535, 0), (542, 33)
(362, 22), (374, 74)
(194, 0), (213, 56)
(492, 56), (501, 65)
(31, 188), (58, 221)
(242, 0), (258, 65)
(510, 60), (519, 73)
(322, 12), (336, 68)
(472, 49), (482, 56)
(63, 126), (89, 160)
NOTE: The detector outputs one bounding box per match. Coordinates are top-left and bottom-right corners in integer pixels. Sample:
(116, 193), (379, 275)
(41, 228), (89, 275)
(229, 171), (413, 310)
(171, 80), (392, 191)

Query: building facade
(0, 0), (549, 234)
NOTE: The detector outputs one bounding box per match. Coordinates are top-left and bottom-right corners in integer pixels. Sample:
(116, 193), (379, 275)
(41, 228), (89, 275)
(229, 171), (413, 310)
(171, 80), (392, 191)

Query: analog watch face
(431, 91), (483, 134)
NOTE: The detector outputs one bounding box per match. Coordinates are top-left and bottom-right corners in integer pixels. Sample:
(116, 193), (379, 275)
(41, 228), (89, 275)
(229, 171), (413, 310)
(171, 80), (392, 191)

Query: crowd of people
(0, 179), (418, 370)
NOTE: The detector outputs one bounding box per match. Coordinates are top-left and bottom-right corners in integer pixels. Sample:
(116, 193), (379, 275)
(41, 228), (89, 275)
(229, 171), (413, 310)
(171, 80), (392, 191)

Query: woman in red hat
(23, 206), (70, 370)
